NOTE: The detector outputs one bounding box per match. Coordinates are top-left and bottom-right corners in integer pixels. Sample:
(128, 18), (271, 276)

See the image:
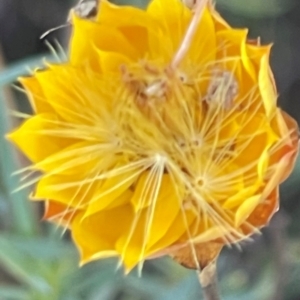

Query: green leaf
(0, 54), (60, 86)
(0, 88), (37, 235)
(216, 0), (296, 18)
(0, 285), (30, 300)
(0, 235), (51, 292)
(111, 0), (149, 8)
(0, 53), (61, 235)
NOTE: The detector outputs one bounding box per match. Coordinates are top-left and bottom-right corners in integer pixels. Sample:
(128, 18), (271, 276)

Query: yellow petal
(99, 0), (157, 53)
(144, 175), (182, 247)
(188, 7), (216, 65)
(223, 185), (260, 209)
(84, 168), (140, 216)
(43, 200), (80, 228)
(241, 37), (256, 81)
(245, 188), (278, 231)
(116, 174), (183, 270)
(72, 205), (133, 265)
(32, 173), (101, 208)
(192, 226), (229, 244)
(98, 0), (152, 28)
(115, 208), (147, 271)
(263, 151), (295, 197)
(97, 49), (131, 73)
(148, 208), (196, 255)
(19, 76), (54, 113)
(35, 141), (106, 174)
(259, 53), (277, 116)
(210, 5), (230, 31)
(34, 65), (111, 124)
(8, 114), (77, 164)
(246, 43), (271, 75)
(235, 194), (262, 227)
(269, 110), (299, 182)
(257, 148), (270, 180)
(130, 171), (154, 211)
(119, 26), (149, 56)
(70, 14), (139, 67)
(147, 0), (190, 54)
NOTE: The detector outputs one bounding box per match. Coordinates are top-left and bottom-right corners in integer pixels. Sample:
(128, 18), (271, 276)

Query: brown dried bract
(171, 241), (223, 270)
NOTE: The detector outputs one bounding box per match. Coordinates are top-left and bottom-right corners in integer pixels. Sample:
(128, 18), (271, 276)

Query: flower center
(121, 62), (170, 106)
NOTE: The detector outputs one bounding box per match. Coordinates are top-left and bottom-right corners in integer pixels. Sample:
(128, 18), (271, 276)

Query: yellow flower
(8, 0), (298, 271)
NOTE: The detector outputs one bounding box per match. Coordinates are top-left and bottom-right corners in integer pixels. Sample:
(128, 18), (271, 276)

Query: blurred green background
(1, 0), (300, 299)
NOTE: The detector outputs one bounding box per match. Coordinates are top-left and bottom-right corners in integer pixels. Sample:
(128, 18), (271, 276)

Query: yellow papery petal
(147, 0), (190, 53)
(72, 205), (133, 265)
(144, 177), (182, 247)
(148, 208), (196, 255)
(8, 114), (76, 164)
(223, 186), (259, 209)
(115, 208), (147, 271)
(70, 14), (139, 67)
(97, 0), (157, 56)
(130, 172), (148, 211)
(43, 200), (80, 227)
(97, 49), (132, 73)
(246, 188), (278, 231)
(263, 152), (295, 197)
(188, 7), (216, 65)
(119, 26), (149, 56)
(210, 5), (230, 31)
(84, 169), (140, 216)
(257, 148), (270, 180)
(35, 65), (113, 124)
(98, 0), (152, 27)
(33, 173), (100, 208)
(216, 29), (247, 58)
(241, 36), (256, 81)
(235, 195), (261, 227)
(130, 171), (166, 211)
(116, 175), (182, 269)
(35, 141), (106, 174)
(246, 43), (271, 74)
(259, 53), (277, 116)
(19, 76), (53, 113)
(192, 226), (229, 244)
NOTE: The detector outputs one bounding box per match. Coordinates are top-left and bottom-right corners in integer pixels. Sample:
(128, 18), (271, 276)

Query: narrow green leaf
(216, 0), (295, 17)
(0, 53), (60, 235)
(0, 54), (60, 86)
(0, 235), (51, 292)
(0, 88), (37, 235)
(0, 285), (30, 300)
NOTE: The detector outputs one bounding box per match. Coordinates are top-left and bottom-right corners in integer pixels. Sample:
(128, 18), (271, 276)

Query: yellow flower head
(8, 0), (298, 271)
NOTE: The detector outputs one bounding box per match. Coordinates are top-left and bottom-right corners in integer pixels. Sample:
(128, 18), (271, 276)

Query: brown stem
(269, 212), (289, 300)
(198, 261), (221, 300)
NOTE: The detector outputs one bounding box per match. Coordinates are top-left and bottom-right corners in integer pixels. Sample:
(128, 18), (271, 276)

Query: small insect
(40, 0), (99, 40)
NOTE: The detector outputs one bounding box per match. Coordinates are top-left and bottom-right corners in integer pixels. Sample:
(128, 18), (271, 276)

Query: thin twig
(171, 0), (208, 69)
(198, 261), (221, 300)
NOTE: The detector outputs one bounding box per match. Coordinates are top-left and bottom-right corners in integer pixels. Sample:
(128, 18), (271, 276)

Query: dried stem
(171, 0), (208, 69)
(198, 261), (221, 300)
(269, 212), (289, 300)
